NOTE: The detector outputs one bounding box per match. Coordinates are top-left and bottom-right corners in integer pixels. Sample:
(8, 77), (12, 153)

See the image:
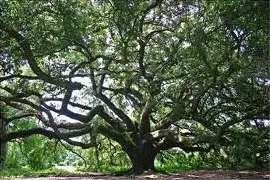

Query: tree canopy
(0, 0), (269, 173)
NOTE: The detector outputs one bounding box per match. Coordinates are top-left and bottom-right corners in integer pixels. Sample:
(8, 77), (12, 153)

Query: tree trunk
(0, 119), (7, 169)
(126, 99), (157, 174)
(127, 142), (157, 174)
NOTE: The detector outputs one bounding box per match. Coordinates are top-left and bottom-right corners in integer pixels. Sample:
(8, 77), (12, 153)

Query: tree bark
(123, 99), (157, 174)
(126, 141), (157, 174)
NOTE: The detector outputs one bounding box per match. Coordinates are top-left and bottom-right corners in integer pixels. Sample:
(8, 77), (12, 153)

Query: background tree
(0, 0), (269, 174)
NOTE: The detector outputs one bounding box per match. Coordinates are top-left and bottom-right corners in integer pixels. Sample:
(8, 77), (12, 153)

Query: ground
(19, 170), (269, 179)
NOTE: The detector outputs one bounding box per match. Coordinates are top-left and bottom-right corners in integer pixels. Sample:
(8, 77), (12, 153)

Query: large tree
(0, 0), (269, 173)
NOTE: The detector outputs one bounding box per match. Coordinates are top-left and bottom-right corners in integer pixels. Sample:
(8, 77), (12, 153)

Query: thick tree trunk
(126, 142), (157, 174)
(126, 99), (157, 174)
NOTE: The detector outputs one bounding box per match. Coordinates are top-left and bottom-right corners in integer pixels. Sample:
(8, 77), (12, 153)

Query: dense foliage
(0, 0), (269, 174)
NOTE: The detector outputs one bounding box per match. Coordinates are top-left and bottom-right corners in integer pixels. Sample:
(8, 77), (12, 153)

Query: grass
(0, 165), (128, 178)
(0, 166), (72, 177)
(0, 163), (213, 177)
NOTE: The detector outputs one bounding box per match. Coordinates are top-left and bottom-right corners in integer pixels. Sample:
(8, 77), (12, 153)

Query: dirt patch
(19, 170), (269, 179)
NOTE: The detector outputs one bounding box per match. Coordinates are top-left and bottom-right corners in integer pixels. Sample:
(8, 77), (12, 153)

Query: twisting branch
(43, 98), (92, 110)
(1, 128), (59, 142)
(0, 74), (39, 82)
(139, 98), (153, 135)
(138, 0), (163, 33)
(97, 93), (134, 131)
(3, 113), (35, 124)
(60, 87), (73, 113)
(0, 19), (83, 91)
